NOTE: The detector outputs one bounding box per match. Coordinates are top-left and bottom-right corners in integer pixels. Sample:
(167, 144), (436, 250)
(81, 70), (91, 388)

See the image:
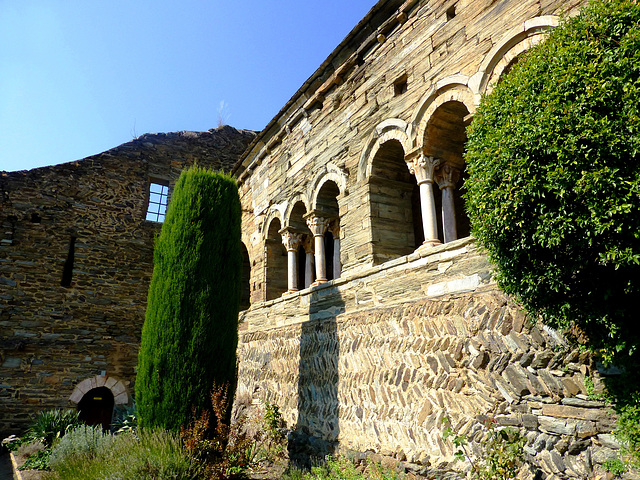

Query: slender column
(280, 230), (303, 293)
(407, 154), (443, 247)
(435, 163), (461, 244)
(303, 236), (315, 289)
(305, 213), (331, 285)
(329, 220), (341, 280)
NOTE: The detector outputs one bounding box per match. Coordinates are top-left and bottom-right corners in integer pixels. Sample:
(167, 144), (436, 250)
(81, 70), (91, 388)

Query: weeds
(283, 456), (404, 480)
(442, 415), (525, 479)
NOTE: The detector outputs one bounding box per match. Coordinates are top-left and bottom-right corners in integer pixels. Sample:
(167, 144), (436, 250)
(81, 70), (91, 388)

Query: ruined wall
(237, 239), (623, 479)
(0, 126), (255, 436)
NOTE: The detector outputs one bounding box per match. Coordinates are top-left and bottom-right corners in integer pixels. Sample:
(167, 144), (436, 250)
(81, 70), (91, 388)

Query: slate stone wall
(0, 126), (255, 436)
(236, 239), (628, 479)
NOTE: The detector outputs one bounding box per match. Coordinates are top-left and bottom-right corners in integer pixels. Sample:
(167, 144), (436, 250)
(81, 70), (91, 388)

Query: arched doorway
(369, 139), (420, 264)
(78, 386), (114, 431)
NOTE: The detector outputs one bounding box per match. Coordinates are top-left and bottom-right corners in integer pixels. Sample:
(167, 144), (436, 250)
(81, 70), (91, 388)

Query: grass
(283, 456), (405, 480)
(45, 427), (200, 480)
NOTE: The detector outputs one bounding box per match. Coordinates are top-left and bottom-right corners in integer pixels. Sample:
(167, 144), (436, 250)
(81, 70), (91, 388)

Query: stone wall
(237, 239), (627, 479)
(0, 126), (255, 436)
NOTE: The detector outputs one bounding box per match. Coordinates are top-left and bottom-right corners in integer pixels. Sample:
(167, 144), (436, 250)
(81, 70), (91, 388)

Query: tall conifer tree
(136, 166), (241, 431)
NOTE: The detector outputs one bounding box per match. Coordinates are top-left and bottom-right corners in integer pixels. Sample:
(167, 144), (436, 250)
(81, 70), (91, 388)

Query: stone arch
(367, 138), (421, 264)
(413, 80), (475, 147)
(357, 119), (411, 182)
(283, 194), (311, 229)
(309, 166), (348, 210)
(69, 375), (128, 406)
(264, 215), (287, 300)
(240, 242), (251, 310)
(421, 99), (472, 243)
(472, 15), (561, 96)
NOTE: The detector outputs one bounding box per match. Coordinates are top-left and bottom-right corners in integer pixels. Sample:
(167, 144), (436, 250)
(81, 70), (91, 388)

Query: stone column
(280, 229), (303, 293)
(436, 163), (461, 244)
(305, 213), (331, 285)
(407, 154), (443, 247)
(303, 236), (315, 289)
(329, 220), (341, 280)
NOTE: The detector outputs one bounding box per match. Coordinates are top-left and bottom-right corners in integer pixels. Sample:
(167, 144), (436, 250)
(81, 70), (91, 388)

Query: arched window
(369, 140), (420, 264)
(265, 218), (287, 300)
(240, 243), (251, 310)
(423, 100), (471, 242)
(315, 181), (341, 280)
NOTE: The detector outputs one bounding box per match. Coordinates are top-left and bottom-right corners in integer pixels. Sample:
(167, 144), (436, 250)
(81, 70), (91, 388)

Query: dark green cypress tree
(136, 166), (241, 432)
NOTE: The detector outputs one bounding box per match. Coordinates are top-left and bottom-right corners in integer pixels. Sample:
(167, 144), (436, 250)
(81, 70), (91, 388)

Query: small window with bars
(146, 182), (169, 222)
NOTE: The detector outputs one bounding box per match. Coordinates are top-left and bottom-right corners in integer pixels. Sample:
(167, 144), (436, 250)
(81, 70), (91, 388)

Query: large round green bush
(464, 0), (640, 363)
(136, 166), (242, 432)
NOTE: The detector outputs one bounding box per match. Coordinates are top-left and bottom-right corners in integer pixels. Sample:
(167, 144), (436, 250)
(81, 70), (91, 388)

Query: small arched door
(78, 386), (115, 431)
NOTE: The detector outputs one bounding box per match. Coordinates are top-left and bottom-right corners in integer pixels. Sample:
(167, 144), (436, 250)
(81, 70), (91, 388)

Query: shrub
(464, 0), (640, 364)
(25, 409), (81, 447)
(136, 166), (242, 433)
(47, 428), (199, 480)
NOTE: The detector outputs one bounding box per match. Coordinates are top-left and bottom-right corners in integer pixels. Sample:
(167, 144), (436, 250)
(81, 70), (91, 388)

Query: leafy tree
(464, 0), (640, 365)
(136, 166), (242, 432)
(464, 0), (640, 466)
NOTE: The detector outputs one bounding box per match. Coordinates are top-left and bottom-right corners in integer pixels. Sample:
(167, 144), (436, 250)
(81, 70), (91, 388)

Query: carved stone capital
(407, 154), (443, 185)
(435, 163), (461, 190)
(328, 219), (340, 238)
(280, 230), (303, 252)
(304, 213), (331, 237)
(302, 236), (315, 254)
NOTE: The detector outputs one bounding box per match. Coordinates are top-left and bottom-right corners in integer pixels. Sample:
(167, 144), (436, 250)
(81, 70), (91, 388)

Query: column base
(311, 279), (327, 287)
(419, 239), (442, 249)
(282, 289), (298, 297)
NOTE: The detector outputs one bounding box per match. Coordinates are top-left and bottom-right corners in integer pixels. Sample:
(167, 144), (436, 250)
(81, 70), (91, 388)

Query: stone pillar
(305, 213), (331, 285)
(407, 154), (443, 247)
(329, 220), (341, 280)
(280, 229), (303, 293)
(436, 163), (461, 244)
(303, 236), (315, 289)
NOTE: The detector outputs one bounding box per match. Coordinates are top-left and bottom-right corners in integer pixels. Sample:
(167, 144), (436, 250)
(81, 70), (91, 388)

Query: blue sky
(0, 0), (376, 172)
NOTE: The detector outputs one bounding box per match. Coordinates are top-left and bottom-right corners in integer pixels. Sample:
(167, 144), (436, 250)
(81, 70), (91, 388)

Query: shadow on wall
(290, 285), (344, 468)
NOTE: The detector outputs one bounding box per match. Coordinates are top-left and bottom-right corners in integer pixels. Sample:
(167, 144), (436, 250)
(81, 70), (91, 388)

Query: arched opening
(78, 386), (114, 431)
(315, 181), (340, 279)
(265, 218), (287, 300)
(289, 201), (313, 290)
(240, 243), (251, 310)
(369, 140), (419, 264)
(423, 101), (471, 242)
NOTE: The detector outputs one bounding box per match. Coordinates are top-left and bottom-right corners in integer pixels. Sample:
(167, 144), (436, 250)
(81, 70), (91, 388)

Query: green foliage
(603, 458), (627, 476)
(264, 402), (285, 442)
(464, 0), (640, 365)
(443, 416), (525, 479)
(23, 409), (81, 447)
(49, 424), (112, 466)
(136, 166), (242, 432)
(19, 448), (51, 471)
(111, 401), (137, 434)
(47, 428), (199, 480)
(283, 456), (405, 480)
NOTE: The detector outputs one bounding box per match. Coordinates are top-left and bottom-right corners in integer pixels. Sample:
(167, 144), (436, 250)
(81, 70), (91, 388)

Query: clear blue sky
(0, 0), (376, 172)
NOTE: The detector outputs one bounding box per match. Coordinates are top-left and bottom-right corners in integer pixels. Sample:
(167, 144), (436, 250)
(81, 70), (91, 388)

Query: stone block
(538, 415), (577, 435)
(542, 404), (603, 422)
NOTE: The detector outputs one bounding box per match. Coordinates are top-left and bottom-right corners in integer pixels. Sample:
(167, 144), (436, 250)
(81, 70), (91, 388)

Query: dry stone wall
(0, 126), (255, 436)
(237, 239), (628, 479)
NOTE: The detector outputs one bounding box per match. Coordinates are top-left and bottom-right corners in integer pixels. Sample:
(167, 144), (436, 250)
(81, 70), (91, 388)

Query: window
(146, 182), (169, 222)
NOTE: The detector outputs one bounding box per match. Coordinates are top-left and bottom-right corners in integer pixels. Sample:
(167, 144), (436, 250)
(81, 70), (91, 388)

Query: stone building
(232, 0), (631, 478)
(0, 126), (255, 434)
(0, 0), (632, 477)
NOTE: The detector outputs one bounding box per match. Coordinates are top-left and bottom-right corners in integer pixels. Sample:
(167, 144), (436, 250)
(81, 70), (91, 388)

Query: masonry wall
(237, 239), (624, 479)
(0, 126), (255, 436)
